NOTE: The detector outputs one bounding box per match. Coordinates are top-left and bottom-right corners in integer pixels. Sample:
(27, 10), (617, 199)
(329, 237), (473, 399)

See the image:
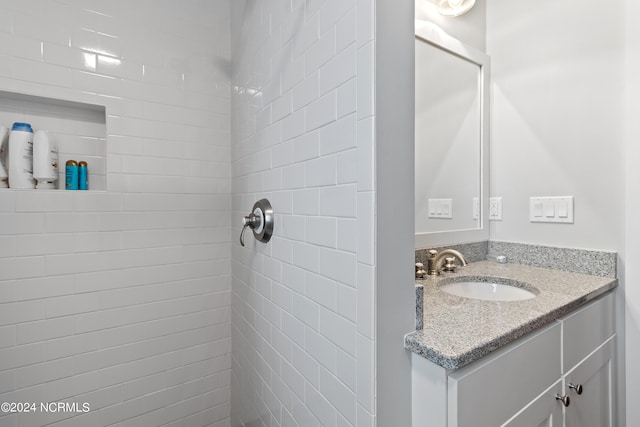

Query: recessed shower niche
(0, 90), (106, 191)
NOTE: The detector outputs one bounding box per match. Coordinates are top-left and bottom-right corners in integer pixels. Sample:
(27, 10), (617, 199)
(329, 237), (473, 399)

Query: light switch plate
(529, 196), (574, 223)
(428, 198), (453, 219)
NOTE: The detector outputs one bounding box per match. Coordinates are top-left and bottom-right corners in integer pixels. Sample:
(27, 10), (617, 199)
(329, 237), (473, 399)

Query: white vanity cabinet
(411, 292), (615, 427)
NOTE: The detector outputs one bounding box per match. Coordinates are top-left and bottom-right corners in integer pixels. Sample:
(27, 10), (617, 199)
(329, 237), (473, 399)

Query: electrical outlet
(489, 197), (502, 221)
(472, 197), (479, 220)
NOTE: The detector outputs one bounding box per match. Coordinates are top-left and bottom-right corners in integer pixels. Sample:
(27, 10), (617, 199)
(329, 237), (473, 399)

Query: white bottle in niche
(0, 125), (9, 188)
(8, 122), (35, 189)
(33, 130), (58, 189)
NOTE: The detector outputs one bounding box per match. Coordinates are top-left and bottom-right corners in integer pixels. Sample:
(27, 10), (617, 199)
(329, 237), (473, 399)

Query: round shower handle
(240, 199), (274, 247)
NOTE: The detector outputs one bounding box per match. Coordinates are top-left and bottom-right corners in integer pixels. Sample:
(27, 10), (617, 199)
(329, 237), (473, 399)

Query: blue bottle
(78, 161), (88, 190)
(65, 160), (78, 190)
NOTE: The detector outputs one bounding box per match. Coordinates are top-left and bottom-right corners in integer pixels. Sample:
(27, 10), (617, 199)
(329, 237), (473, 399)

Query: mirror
(415, 23), (490, 247)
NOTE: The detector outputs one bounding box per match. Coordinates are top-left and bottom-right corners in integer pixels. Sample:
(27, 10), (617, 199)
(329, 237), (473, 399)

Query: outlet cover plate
(489, 197), (502, 221)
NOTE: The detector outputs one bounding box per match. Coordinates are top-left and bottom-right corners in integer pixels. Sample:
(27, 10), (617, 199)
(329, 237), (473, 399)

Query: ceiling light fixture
(438, 0), (476, 17)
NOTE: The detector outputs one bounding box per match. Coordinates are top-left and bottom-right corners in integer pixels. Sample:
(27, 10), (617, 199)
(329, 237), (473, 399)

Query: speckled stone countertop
(404, 261), (617, 370)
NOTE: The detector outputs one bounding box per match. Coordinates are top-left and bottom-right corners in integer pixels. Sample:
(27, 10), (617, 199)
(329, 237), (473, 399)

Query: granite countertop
(404, 260), (617, 370)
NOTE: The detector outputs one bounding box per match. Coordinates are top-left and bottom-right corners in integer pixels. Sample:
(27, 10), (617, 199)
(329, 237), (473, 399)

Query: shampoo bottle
(0, 125), (8, 188)
(33, 130), (59, 189)
(8, 122), (35, 189)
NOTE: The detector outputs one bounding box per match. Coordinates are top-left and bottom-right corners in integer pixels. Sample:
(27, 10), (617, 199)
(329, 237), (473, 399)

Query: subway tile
(305, 382), (337, 427)
(337, 78), (357, 119)
(0, 32), (42, 61)
(320, 113), (357, 155)
(357, 0), (375, 46)
(0, 280), (17, 304)
(0, 370), (15, 394)
(319, 0), (356, 34)
(45, 292), (100, 318)
(305, 155), (337, 188)
(293, 71), (319, 110)
(272, 141), (294, 168)
(292, 394), (322, 427)
(305, 272), (337, 310)
(16, 358), (74, 389)
(357, 263), (375, 339)
(305, 326), (337, 373)
(0, 256), (46, 280)
(0, 325), (16, 349)
(16, 316), (75, 345)
(337, 284), (357, 323)
(337, 218), (357, 253)
(0, 213), (46, 234)
(356, 334), (375, 412)
(14, 233), (75, 256)
(292, 293), (319, 330)
(320, 248), (357, 288)
(292, 10), (319, 58)
(306, 91), (337, 132)
(13, 58), (72, 87)
(319, 184), (357, 218)
(306, 216), (337, 248)
(306, 30), (336, 76)
(0, 342), (45, 370)
(320, 44), (356, 95)
(292, 188), (319, 215)
(319, 307), (356, 356)
(291, 242), (319, 273)
(357, 42), (375, 119)
(43, 43), (97, 72)
(18, 275), (75, 301)
(336, 8), (357, 53)
(357, 116), (375, 191)
(293, 130), (320, 163)
(282, 109), (306, 141)
(319, 367), (356, 424)
(357, 191), (375, 265)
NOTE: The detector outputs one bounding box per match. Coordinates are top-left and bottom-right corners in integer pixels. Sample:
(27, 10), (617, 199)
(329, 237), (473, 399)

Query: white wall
(487, 0), (626, 251)
(230, 1), (378, 426)
(625, 0), (640, 425)
(0, 1), (232, 426)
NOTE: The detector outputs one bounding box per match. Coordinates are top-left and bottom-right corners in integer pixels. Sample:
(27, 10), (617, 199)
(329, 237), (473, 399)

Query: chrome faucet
(427, 249), (468, 275)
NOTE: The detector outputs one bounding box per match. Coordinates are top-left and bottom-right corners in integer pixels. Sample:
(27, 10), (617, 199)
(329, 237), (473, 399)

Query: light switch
(533, 201), (543, 217)
(530, 196), (574, 223)
(544, 201), (555, 217)
(558, 201), (568, 218)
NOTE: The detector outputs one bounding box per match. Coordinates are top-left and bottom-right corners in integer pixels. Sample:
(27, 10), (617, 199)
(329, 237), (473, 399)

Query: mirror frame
(414, 22), (490, 248)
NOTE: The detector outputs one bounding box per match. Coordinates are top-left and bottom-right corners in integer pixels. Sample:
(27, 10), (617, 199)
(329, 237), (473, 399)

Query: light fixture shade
(438, 0), (476, 17)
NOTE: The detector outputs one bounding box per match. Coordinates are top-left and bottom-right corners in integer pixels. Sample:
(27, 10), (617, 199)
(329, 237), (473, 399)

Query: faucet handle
(415, 262), (426, 279)
(443, 257), (457, 272)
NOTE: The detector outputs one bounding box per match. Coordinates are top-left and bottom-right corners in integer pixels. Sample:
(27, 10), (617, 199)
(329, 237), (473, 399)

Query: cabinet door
(564, 336), (615, 427)
(501, 380), (563, 427)
(448, 323), (561, 427)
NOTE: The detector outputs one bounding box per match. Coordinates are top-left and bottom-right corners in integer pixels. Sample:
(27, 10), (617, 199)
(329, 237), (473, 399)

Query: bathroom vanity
(406, 261), (617, 427)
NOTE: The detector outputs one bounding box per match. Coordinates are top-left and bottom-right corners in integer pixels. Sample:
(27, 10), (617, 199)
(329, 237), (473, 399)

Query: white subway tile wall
(231, 1), (376, 426)
(0, 1), (232, 426)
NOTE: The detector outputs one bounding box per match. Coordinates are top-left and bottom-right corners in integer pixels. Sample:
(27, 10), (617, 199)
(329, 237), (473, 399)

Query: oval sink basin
(439, 278), (537, 301)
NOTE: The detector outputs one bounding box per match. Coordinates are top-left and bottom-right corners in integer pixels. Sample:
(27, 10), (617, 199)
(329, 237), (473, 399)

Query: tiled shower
(0, 1), (379, 426)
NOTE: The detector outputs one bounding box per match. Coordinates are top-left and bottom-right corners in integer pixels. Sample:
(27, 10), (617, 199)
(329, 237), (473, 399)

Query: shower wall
(230, 1), (376, 426)
(0, 1), (232, 426)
